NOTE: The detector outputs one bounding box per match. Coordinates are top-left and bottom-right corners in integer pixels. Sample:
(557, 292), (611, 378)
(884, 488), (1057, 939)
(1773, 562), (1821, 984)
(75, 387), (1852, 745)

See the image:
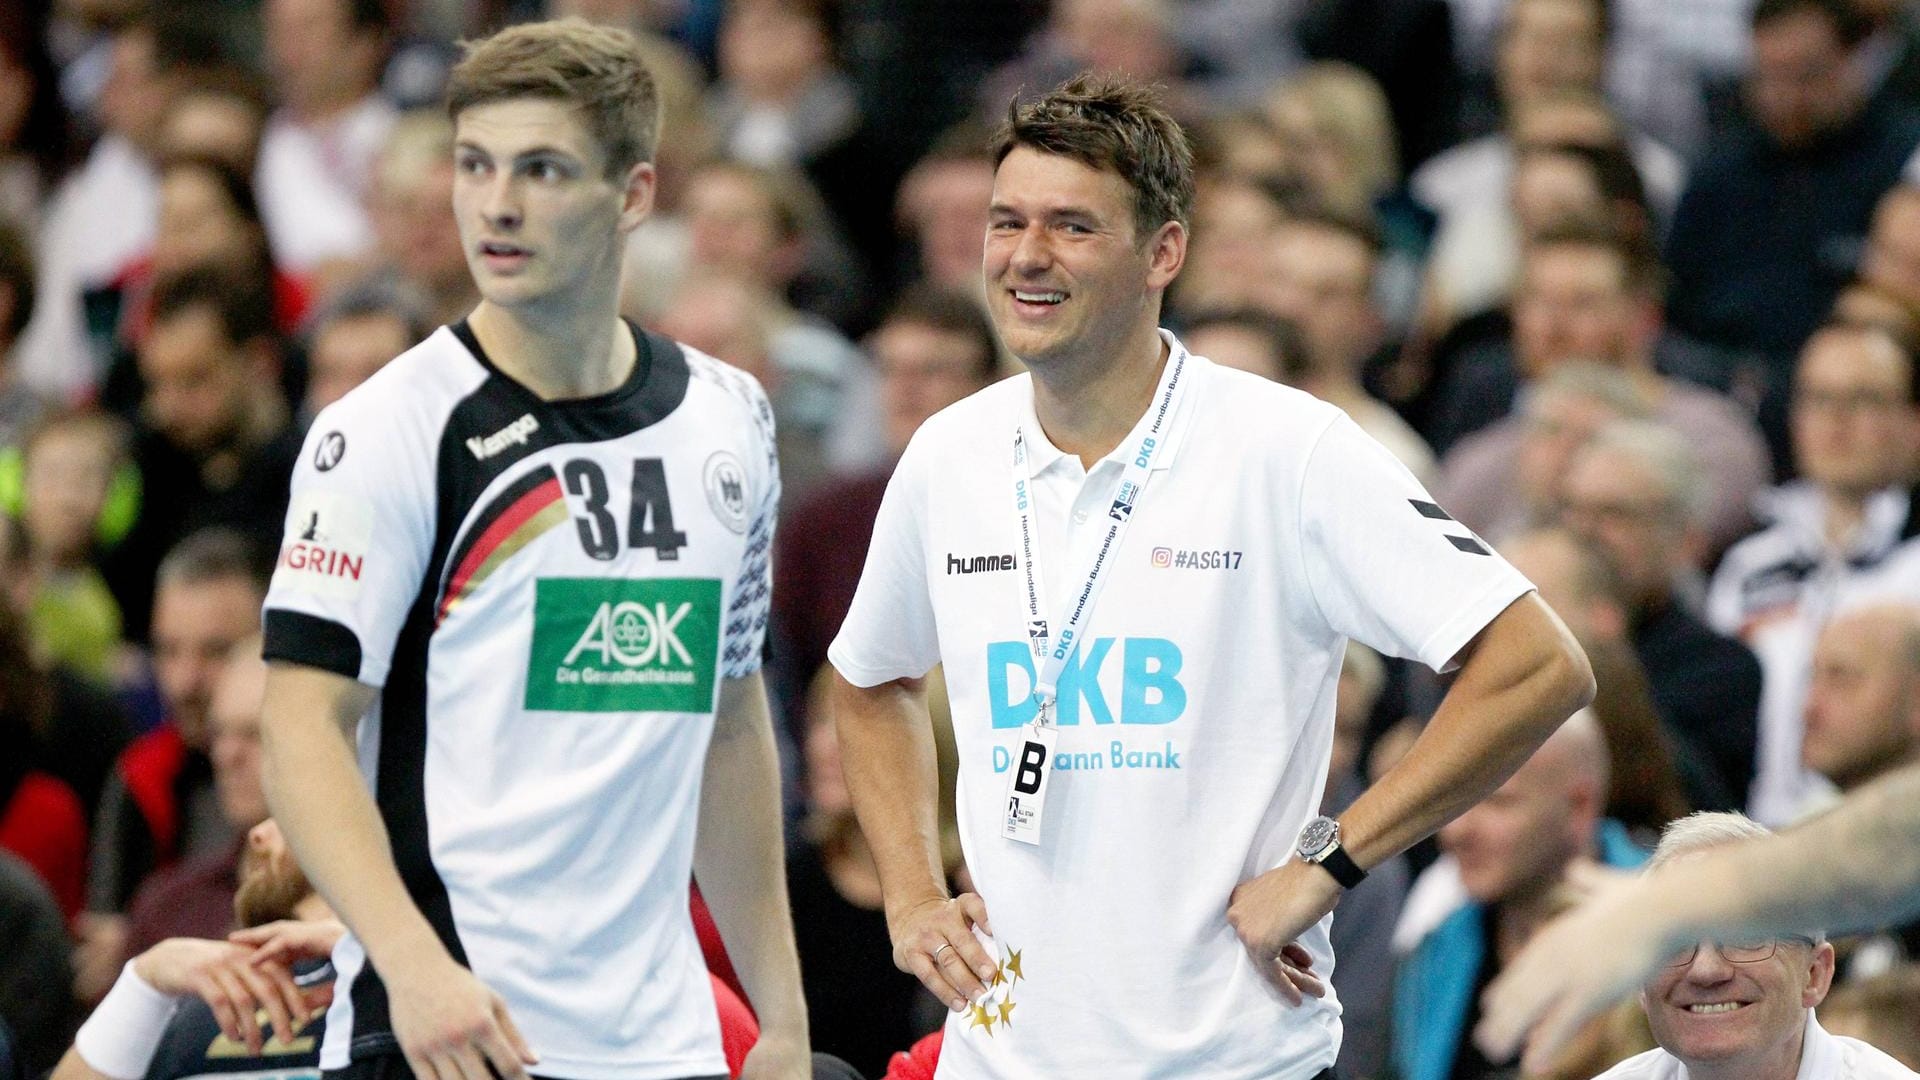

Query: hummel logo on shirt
(948, 553), (1016, 575)
(467, 414), (541, 460)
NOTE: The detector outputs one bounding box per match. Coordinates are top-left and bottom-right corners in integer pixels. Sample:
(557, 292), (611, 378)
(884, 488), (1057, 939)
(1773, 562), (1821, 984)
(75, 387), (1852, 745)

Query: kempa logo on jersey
(948, 552), (1016, 575)
(526, 578), (721, 712)
(467, 414), (540, 460)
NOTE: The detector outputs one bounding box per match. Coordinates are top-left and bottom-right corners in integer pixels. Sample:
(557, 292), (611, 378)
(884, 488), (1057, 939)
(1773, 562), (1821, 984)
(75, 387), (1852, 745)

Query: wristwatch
(1296, 816), (1367, 890)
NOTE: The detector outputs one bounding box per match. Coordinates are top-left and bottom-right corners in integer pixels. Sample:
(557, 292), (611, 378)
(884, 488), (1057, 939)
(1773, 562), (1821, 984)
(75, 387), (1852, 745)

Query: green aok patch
(526, 578), (722, 713)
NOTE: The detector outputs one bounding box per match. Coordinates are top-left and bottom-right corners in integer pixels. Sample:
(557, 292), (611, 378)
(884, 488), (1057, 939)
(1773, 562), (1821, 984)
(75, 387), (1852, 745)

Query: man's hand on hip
(385, 952), (537, 1080)
(889, 894), (999, 1014)
(1226, 859), (1339, 1006)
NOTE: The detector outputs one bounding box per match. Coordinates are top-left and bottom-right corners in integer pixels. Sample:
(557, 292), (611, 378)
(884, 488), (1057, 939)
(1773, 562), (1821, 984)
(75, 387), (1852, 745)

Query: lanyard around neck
(1010, 345), (1188, 725)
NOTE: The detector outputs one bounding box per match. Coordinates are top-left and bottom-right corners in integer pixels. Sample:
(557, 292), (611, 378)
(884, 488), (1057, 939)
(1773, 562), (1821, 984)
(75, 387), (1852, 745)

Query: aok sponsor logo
(526, 578), (721, 712)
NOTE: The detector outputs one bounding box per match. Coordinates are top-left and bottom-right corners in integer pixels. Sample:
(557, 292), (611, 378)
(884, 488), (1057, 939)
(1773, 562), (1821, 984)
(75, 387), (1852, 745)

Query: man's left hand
(1226, 859), (1340, 1005)
(737, 1033), (810, 1079)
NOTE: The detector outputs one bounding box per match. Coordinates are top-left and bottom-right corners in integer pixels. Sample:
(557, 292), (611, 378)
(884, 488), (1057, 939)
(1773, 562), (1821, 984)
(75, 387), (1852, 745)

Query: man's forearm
(1341, 595), (1593, 869)
(830, 673), (948, 924)
(1648, 765), (1920, 947)
(259, 666), (446, 975)
(694, 675), (807, 1043)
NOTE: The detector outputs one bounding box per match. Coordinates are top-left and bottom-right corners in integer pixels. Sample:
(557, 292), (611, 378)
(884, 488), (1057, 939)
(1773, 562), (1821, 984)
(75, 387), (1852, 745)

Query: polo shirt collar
(1016, 329), (1203, 477)
(1793, 1012), (1839, 1080)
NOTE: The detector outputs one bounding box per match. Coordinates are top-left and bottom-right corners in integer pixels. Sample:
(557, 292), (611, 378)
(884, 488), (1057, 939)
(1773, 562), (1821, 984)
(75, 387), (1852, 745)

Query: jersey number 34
(561, 457), (688, 561)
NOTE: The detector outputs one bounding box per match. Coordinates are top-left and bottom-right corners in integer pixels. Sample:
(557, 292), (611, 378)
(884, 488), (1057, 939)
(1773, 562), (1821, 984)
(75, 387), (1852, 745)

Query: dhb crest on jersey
(704, 451), (750, 534)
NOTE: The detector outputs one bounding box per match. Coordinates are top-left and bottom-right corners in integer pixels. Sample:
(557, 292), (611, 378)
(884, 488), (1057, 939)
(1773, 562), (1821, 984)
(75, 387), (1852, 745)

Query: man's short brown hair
(446, 18), (660, 177)
(992, 73), (1196, 240)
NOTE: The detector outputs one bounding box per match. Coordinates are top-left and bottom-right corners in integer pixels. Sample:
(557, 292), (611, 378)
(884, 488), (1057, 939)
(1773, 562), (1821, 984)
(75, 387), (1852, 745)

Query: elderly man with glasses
(1594, 811), (1915, 1080)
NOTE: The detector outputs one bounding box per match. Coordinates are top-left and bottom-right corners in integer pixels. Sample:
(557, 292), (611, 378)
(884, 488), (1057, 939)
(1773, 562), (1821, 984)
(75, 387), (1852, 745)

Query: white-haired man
(1594, 811), (1914, 1080)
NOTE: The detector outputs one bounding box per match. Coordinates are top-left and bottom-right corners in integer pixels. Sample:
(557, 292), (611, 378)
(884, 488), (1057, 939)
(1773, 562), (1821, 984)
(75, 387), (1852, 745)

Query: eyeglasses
(1663, 936), (1816, 968)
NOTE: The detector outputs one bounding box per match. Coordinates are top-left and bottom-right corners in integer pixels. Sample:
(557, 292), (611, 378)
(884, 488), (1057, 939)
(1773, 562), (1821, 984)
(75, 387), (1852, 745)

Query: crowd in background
(6, 0), (1920, 1077)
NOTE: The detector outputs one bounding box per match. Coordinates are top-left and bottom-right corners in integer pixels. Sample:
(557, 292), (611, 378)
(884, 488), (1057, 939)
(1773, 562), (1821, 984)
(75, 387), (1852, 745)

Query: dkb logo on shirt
(527, 578), (721, 712)
(986, 637), (1187, 727)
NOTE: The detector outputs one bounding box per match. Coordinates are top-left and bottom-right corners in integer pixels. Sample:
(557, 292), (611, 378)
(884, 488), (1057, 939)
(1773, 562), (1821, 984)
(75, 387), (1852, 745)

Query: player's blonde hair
(446, 18), (660, 177)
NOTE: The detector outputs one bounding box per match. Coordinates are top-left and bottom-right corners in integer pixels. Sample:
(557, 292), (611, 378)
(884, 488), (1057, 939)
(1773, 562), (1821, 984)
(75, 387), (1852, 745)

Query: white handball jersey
(829, 333), (1535, 1080)
(262, 321), (777, 1080)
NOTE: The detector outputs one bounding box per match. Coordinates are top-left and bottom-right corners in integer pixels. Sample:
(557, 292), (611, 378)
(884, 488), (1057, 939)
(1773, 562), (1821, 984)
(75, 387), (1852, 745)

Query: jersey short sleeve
(827, 431), (941, 686)
(720, 372), (780, 679)
(261, 398), (436, 687)
(1297, 412), (1534, 672)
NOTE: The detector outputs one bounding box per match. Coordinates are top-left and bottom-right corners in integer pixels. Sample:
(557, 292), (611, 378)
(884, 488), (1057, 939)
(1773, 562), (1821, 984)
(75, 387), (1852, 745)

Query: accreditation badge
(1000, 720), (1057, 845)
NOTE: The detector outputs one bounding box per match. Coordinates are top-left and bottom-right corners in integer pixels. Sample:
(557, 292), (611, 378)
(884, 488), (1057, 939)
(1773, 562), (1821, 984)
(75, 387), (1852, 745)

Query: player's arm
(53, 937), (317, 1080)
(260, 663), (536, 1080)
(692, 671), (808, 1077)
(831, 670), (998, 1013)
(1480, 762), (1920, 1070)
(1227, 594), (1592, 999)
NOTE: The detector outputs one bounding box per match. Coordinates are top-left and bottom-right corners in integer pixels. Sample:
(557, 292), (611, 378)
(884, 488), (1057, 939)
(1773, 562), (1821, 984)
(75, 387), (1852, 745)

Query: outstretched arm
(1478, 763), (1920, 1071)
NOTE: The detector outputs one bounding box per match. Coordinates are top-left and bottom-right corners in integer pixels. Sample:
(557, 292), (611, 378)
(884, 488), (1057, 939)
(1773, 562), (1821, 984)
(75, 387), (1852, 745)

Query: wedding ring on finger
(933, 943), (956, 961)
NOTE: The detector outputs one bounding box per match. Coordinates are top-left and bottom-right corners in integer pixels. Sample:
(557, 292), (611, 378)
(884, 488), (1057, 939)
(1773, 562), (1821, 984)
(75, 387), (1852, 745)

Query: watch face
(1298, 817), (1338, 858)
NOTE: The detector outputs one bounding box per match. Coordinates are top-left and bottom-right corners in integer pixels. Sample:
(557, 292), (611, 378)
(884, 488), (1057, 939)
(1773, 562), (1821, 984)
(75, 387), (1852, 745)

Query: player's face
(452, 99), (651, 313)
(1642, 934), (1832, 1069)
(984, 146), (1182, 371)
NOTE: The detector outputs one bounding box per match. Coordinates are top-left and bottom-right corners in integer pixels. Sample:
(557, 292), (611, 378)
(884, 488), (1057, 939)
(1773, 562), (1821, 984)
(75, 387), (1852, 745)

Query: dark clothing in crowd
(102, 426), (300, 643)
(0, 850), (75, 1077)
(788, 844), (931, 1078)
(31, 670), (134, 821)
(1631, 601), (1764, 811)
(125, 835), (243, 958)
(89, 726), (233, 914)
(1665, 101), (1920, 464)
(771, 469), (889, 733)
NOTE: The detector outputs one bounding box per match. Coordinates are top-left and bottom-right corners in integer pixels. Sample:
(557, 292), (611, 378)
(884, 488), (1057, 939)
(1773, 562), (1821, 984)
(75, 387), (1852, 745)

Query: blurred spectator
(1832, 278), (1920, 349)
(356, 110), (477, 331)
(771, 284), (999, 720)
(1860, 184), (1920, 316)
(0, 849), (72, 1078)
(1412, 0), (1687, 229)
(1819, 965), (1920, 1067)
(1665, 0), (1920, 463)
(0, 2), (74, 228)
(1296, 0), (1458, 173)
(14, 14), (195, 401)
(1323, 640), (1410, 1080)
(256, 0), (396, 273)
(78, 529), (263, 1002)
(101, 268), (297, 637)
(103, 155), (312, 362)
(0, 600), (88, 919)
(122, 636), (270, 956)
(1265, 62), (1436, 331)
(1804, 604), (1920, 797)
(788, 682), (940, 1076)
(1501, 527), (1704, 822)
(1259, 207), (1436, 481)
(157, 68), (268, 177)
(1179, 307), (1311, 385)
(1392, 710), (1644, 1080)
(983, 0), (1198, 122)
(300, 284), (427, 420)
(708, 0), (893, 279)
(893, 123), (996, 298)
(1707, 323), (1920, 824)
(0, 219), (46, 450)
(1441, 360), (1650, 543)
(1421, 124), (1654, 352)
(1433, 222), (1772, 552)
(8, 410), (131, 681)
(1172, 171), (1295, 317)
(1559, 420), (1766, 809)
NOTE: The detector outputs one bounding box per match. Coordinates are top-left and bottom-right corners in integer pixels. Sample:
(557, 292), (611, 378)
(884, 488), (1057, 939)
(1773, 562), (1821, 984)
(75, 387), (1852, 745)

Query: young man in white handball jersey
(827, 74), (1597, 1078)
(256, 20), (810, 1080)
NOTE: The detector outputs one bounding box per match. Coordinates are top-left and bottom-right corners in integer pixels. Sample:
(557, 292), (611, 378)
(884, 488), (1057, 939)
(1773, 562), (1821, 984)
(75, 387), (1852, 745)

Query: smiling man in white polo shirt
(827, 73), (1596, 1078)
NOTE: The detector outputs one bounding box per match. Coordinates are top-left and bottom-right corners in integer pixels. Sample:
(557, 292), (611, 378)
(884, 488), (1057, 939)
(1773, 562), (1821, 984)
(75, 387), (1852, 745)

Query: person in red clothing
(76, 530), (265, 1002)
(0, 575), (87, 919)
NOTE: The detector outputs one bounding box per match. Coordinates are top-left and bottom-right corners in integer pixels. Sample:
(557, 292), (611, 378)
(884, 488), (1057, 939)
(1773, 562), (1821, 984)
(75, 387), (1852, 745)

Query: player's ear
(1144, 219), (1186, 291)
(618, 160), (657, 233)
